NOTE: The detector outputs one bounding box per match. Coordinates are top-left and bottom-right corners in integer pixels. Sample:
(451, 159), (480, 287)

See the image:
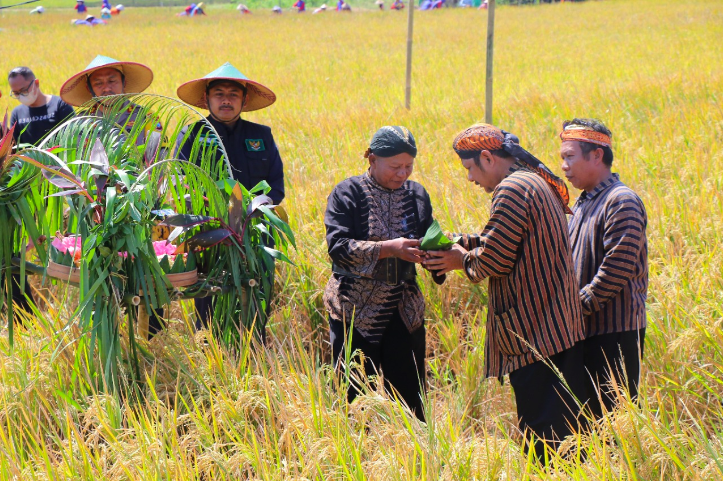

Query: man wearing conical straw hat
(177, 62), (284, 335)
(59, 55), (155, 133)
(61, 56), (164, 336)
(176, 62), (284, 204)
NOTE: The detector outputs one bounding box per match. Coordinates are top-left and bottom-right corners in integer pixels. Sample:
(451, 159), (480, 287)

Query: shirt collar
(506, 159), (534, 177)
(578, 173), (620, 203)
(207, 115), (241, 135)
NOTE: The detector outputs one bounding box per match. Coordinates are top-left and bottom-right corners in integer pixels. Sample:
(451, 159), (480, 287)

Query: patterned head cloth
(453, 123), (572, 214)
(559, 123), (612, 148)
(365, 126), (417, 159)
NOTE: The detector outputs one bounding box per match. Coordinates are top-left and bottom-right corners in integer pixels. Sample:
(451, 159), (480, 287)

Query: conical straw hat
(176, 62), (276, 112)
(60, 55), (154, 107)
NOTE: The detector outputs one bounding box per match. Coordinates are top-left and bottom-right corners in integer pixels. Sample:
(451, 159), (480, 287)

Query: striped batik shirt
(458, 161), (585, 379)
(568, 173), (648, 337)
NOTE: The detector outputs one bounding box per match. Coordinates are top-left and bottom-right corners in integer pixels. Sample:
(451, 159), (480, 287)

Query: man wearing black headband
(323, 126), (442, 422)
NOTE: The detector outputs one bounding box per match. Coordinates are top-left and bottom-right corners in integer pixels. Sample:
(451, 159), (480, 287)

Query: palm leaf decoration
(5, 94), (294, 394)
(0, 115), (50, 347)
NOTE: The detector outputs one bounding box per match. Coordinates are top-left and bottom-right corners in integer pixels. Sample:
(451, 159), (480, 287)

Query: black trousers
(330, 311), (427, 422)
(508, 341), (587, 460)
(145, 298), (213, 338)
(3, 273), (34, 322)
(583, 328), (646, 420)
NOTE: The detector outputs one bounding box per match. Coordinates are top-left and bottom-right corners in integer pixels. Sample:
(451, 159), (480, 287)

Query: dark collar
(579, 173), (620, 202)
(207, 115), (242, 135)
(506, 159), (534, 177)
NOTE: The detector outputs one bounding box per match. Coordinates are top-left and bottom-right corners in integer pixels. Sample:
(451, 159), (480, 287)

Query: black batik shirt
(323, 172), (435, 342)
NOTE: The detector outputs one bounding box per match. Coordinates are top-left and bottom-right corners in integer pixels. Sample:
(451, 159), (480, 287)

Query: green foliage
(3, 93), (294, 394)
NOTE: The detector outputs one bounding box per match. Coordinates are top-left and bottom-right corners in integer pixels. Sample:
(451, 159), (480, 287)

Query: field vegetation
(1, 0), (723, 478)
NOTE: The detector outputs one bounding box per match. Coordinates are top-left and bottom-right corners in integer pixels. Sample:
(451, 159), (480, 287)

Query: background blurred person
(8, 66), (75, 147)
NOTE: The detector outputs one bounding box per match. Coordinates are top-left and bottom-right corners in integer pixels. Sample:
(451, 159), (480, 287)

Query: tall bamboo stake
(405, 0), (415, 110)
(485, 0), (496, 124)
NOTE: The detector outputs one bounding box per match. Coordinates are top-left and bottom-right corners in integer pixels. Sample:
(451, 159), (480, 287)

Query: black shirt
(10, 95), (75, 146)
(177, 116), (285, 204)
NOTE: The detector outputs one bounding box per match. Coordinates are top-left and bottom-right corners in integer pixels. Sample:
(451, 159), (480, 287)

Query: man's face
(560, 140), (600, 191)
(88, 68), (125, 97)
(368, 153), (414, 190)
(460, 153), (500, 193)
(206, 82), (245, 122)
(8, 76), (37, 101)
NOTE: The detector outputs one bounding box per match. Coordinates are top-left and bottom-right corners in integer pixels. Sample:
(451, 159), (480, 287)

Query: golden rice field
(1, 0), (723, 478)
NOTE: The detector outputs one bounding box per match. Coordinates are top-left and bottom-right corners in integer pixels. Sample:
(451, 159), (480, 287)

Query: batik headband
(559, 125), (612, 148)
(365, 125), (418, 159)
(453, 123), (572, 214)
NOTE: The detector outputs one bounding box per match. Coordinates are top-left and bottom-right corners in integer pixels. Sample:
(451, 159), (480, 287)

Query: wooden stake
(405, 0), (415, 110)
(485, 0), (496, 124)
(137, 304), (150, 341)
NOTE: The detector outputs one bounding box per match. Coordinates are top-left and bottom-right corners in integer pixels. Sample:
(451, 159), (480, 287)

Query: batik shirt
(568, 174), (648, 337)
(458, 161), (585, 378)
(323, 172), (435, 342)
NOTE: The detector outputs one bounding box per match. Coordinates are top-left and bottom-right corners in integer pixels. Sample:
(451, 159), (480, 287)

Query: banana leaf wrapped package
(420, 220), (460, 251)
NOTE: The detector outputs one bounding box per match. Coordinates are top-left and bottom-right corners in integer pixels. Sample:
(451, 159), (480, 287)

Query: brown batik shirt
(457, 162), (585, 378)
(568, 173), (648, 337)
(323, 171), (436, 342)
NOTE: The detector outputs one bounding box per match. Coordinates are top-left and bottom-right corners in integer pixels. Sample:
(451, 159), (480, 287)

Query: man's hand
(422, 244), (468, 275)
(380, 238), (425, 263)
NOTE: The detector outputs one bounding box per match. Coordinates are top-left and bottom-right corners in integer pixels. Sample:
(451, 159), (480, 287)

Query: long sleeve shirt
(323, 172), (435, 342)
(457, 162), (584, 378)
(568, 174), (648, 337)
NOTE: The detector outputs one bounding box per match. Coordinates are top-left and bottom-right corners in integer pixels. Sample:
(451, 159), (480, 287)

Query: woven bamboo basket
(46, 260), (80, 284)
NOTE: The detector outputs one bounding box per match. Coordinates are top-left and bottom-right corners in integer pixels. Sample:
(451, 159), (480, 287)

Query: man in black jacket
(176, 62), (284, 204)
(176, 62), (285, 334)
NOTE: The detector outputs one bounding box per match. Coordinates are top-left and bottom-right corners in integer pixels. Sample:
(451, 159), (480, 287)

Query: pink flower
(51, 235), (83, 266)
(51, 235), (82, 253)
(153, 241), (177, 258)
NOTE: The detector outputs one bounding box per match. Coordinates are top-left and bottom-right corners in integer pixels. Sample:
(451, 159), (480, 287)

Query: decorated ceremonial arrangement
(0, 93), (294, 394)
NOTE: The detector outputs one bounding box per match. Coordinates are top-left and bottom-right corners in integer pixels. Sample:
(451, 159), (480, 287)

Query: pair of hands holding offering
(380, 221), (468, 275)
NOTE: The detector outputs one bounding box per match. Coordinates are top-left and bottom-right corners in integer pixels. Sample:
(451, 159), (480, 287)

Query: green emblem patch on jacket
(245, 139), (265, 152)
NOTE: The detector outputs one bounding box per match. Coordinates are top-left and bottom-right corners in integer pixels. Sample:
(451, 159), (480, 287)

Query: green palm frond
(4, 93), (294, 393)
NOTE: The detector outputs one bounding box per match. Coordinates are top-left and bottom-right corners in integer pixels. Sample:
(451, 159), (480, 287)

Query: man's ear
(590, 146), (604, 166)
(479, 150), (494, 166)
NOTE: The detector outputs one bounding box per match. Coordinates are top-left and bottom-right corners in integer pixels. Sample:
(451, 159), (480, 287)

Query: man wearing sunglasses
(8, 67), (75, 146)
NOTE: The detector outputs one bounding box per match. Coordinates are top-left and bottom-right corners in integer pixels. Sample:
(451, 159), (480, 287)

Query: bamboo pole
(137, 305), (150, 340)
(0, 0), (39, 10)
(405, 0), (415, 110)
(485, 0), (496, 124)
